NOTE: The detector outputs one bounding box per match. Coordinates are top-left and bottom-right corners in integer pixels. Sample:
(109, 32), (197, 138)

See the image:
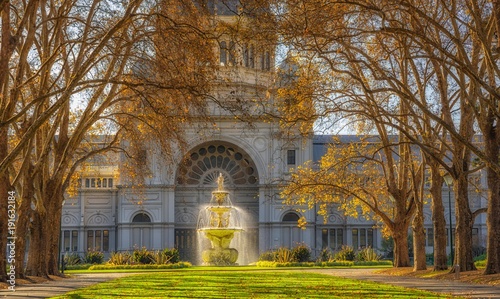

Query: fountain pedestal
(197, 174), (243, 265)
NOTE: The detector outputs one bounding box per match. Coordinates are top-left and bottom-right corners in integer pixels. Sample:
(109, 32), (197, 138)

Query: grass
(63, 264), (393, 274)
(52, 268), (453, 298)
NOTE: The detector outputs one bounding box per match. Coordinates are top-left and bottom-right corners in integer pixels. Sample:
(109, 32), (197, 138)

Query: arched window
(131, 212), (151, 249)
(220, 41), (227, 65)
(249, 45), (255, 68)
(228, 41), (236, 65)
(265, 51), (271, 71)
(282, 212), (300, 222)
(132, 213), (151, 223)
(243, 44), (249, 67)
(261, 50), (271, 71)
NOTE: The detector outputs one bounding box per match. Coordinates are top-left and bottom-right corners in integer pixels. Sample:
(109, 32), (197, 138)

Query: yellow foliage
(281, 138), (394, 227)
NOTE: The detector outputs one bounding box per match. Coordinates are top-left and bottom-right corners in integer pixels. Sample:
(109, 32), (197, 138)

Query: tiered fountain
(197, 173), (243, 265)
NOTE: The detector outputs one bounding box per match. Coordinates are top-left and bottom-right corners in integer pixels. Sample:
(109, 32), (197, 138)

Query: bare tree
(1, 0), (216, 279)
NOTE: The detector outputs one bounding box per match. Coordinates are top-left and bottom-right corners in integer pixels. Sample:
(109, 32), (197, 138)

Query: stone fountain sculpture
(197, 173), (243, 265)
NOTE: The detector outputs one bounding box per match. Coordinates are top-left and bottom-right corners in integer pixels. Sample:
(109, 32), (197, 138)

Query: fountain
(197, 173), (243, 265)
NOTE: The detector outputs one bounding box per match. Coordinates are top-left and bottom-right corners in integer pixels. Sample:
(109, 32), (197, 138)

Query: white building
(60, 2), (487, 264)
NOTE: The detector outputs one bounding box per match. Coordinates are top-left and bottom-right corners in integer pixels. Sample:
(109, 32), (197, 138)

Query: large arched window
(176, 143), (258, 186)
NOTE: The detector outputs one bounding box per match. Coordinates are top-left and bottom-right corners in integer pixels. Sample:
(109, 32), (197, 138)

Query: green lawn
(51, 269), (454, 298)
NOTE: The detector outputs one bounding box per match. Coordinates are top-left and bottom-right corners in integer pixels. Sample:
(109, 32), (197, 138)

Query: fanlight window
(282, 212), (300, 222)
(177, 143), (258, 186)
(132, 213), (151, 223)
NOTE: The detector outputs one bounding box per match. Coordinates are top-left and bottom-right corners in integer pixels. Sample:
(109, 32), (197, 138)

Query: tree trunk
(429, 165), (448, 270)
(392, 223), (411, 267)
(14, 179), (33, 279)
(26, 180), (63, 277)
(412, 199), (427, 271)
(47, 191), (63, 276)
(26, 203), (58, 278)
(26, 212), (41, 276)
(0, 175), (9, 282)
(485, 166), (500, 274)
(0, 127), (11, 282)
(453, 175), (476, 272)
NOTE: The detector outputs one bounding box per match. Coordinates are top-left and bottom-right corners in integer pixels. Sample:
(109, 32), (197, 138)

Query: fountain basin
(201, 248), (239, 265)
(198, 228), (243, 249)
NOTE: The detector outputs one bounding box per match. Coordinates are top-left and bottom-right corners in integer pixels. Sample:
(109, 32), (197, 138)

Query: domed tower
(170, 0), (314, 263)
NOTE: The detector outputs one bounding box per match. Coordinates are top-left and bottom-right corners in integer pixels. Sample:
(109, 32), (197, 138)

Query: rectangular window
(64, 230), (70, 252)
(367, 228), (374, 247)
(322, 228), (344, 250)
(87, 230), (94, 250)
(360, 228), (367, 248)
(322, 229), (328, 249)
(83, 177), (114, 188)
(95, 230), (102, 251)
(352, 229), (359, 249)
(103, 230), (109, 252)
(138, 150), (148, 165)
(472, 228), (479, 247)
(287, 150), (296, 165)
(426, 228), (434, 247)
(72, 230), (78, 251)
(337, 229), (344, 249)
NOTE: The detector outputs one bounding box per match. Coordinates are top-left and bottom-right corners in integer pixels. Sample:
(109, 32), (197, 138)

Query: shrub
(474, 253), (487, 267)
(83, 250), (104, 264)
(108, 251), (132, 265)
(426, 253), (434, 265)
(258, 250), (275, 261)
(473, 253), (486, 262)
(475, 260), (487, 267)
(256, 261), (278, 267)
(292, 243), (311, 262)
(151, 250), (166, 265)
(472, 246), (486, 258)
(317, 248), (334, 262)
(133, 247), (155, 264)
(334, 245), (355, 261)
(64, 253), (82, 266)
(163, 248), (180, 264)
(274, 247), (296, 263)
(356, 247), (380, 262)
(89, 261), (192, 270)
(256, 261), (316, 267)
